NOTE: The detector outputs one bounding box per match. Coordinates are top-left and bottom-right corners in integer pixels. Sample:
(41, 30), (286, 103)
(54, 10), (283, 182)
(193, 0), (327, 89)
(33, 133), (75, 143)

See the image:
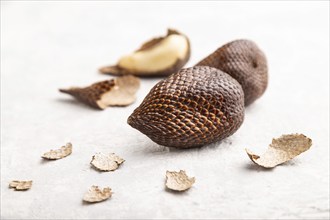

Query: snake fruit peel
(42, 143), (72, 160)
(59, 75), (140, 109)
(90, 153), (125, 172)
(128, 66), (244, 148)
(83, 186), (112, 203)
(99, 29), (190, 77)
(165, 170), (195, 191)
(196, 39), (268, 106)
(9, 180), (33, 191)
(246, 134), (312, 168)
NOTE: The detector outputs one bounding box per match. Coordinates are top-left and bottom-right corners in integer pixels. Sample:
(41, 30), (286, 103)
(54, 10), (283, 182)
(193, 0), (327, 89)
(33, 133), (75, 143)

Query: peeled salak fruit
(100, 29), (191, 77)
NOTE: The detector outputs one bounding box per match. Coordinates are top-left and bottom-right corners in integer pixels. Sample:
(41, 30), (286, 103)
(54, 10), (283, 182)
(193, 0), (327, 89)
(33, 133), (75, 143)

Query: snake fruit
(196, 39), (268, 106)
(127, 66), (244, 148)
(100, 29), (190, 77)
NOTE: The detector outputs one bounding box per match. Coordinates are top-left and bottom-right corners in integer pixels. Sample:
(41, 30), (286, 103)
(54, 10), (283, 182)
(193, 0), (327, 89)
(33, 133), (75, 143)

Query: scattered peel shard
(9, 180), (33, 191)
(165, 170), (195, 191)
(99, 29), (191, 77)
(83, 186), (112, 203)
(246, 134), (312, 168)
(90, 153), (125, 172)
(42, 143), (72, 160)
(59, 75), (140, 109)
(128, 66), (244, 148)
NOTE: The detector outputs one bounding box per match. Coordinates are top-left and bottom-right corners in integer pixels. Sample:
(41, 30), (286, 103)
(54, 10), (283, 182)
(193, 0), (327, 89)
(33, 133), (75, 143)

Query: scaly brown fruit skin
(127, 66), (244, 148)
(59, 75), (140, 109)
(196, 39), (268, 106)
(59, 80), (116, 109)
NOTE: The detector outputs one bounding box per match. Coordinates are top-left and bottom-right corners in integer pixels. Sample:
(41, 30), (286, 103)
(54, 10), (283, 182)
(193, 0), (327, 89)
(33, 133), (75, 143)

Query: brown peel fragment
(246, 134), (312, 168)
(90, 153), (125, 172)
(42, 143), (72, 160)
(59, 75), (140, 109)
(99, 66), (126, 77)
(83, 186), (112, 203)
(165, 170), (195, 191)
(99, 29), (190, 77)
(9, 180), (32, 191)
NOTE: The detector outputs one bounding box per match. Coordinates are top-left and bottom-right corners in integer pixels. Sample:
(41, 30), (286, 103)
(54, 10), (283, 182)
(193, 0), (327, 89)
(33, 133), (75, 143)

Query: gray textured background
(1, 1), (329, 219)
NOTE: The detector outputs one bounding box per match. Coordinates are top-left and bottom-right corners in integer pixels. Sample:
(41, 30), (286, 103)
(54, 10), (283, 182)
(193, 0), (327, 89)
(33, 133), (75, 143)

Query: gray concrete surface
(1, 1), (329, 219)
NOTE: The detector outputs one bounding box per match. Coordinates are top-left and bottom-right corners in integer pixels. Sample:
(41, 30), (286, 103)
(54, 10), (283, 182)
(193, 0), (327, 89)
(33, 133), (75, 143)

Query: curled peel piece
(42, 143), (72, 160)
(83, 186), (112, 203)
(165, 170), (195, 191)
(100, 29), (191, 77)
(246, 134), (312, 168)
(59, 75), (140, 109)
(9, 180), (32, 191)
(90, 153), (125, 172)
